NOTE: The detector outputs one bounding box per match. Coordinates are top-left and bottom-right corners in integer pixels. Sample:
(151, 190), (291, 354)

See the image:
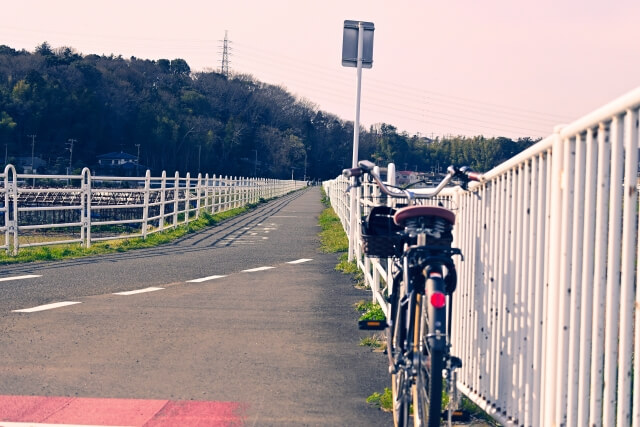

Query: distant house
(97, 151), (138, 167)
(96, 151), (144, 176)
(13, 156), (47, 173)
(395, 170), (436, 187)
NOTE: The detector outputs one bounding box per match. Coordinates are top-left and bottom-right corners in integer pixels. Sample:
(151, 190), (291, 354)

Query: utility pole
(219, 30), (231, 78)
(198, 144), (201, 173)
(27, 134), (36, 172)
(303, 150), (307, 182)
(27, 134), (36, 187)
(251, 149), (257, 177)
(66, 139), (76, 175)
(135, 143), (141, 176)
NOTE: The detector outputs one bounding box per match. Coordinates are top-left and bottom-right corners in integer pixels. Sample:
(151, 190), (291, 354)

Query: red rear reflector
(430, 292), (446, 308)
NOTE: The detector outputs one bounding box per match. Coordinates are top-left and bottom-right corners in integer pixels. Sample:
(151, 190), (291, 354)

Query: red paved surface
(0, 395), (245, 426)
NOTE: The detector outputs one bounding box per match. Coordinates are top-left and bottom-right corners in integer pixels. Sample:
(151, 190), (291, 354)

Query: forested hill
(0, 43), (538, 180)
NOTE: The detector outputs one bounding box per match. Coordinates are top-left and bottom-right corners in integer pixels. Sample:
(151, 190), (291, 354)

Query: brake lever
(344, 177), (362, 193)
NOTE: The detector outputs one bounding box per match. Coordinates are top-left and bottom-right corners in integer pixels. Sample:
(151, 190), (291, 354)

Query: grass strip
(0, 204), (259, 265)
(318, 207), (349, 253)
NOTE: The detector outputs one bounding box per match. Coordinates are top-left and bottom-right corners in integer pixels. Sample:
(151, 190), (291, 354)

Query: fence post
(185, 172), (191, 225)
(81, 168), (92, 248)
(1, 165), (6, 254)
(222, 175), (227, 211)
(159, 171), (166, 231)
(195, 173), (202, 219)
(616, 108), (638, 427)
(234, 176), (238, 209)
(142, 169), (151, 239)
(173, 171), (179, 228)
(542, 127), (565, 426)
(204, 173), (210, 212)
(386, 164), (397, 300)
(212, 174), (217, 214)
(4, 164), (18, 255)
(602, 115), (624, 427)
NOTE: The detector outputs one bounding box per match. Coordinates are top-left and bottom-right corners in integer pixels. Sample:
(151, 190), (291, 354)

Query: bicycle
(342, 160), (482, 427)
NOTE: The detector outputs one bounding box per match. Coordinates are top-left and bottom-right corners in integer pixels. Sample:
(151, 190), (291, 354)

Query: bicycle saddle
(393, 206), (455, 226)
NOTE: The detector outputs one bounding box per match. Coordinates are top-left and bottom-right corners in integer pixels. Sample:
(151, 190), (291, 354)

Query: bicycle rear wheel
(392, 370), (411, 427)
(412, 290), (445, 426)
(389, 281), (411, 427)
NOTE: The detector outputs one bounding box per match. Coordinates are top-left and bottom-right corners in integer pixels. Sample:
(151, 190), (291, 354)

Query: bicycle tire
(389, 279), (410, 427)
(412, 286), (445, 426)
(392, 371), (410, 427)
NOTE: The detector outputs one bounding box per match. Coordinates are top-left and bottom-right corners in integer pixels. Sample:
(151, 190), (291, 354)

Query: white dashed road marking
(0, 274), (42, 282)
(8, 259), (311, 314)
(287, 258), (313, 264)
(242, 266), (275, 273)
(113, 287), (164, 296)
(186, 275), (227, 283)
(12, 301), (81, 313)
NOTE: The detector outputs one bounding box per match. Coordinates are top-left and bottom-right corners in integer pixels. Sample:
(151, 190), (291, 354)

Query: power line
(231, 48), (553, 137)
(229, 43), (569, 137)
(0, 27), (572, 138)
(232, 41), (575, 122)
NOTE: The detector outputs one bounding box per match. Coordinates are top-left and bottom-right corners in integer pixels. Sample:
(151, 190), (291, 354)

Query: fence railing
(1, 165), (306, 255)
(324, 86), (640, 427)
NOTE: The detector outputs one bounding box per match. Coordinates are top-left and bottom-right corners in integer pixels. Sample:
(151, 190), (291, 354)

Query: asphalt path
(0, 187), (392, 426)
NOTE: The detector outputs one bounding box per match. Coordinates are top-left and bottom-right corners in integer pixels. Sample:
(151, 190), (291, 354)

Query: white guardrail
(324, 86), (640, 427)
(1, 166), (306, 255)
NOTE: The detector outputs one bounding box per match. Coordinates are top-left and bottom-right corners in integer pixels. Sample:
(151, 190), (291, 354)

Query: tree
(170, 58), (190, 76)
(35, 42), (53, 56)
(0, 42), (539, 179)
(0, 111), (17, 143)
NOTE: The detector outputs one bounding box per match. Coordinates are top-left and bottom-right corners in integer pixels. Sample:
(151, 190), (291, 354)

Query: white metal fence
(324, 86), (640, 427)
(1, 165), (305, 255)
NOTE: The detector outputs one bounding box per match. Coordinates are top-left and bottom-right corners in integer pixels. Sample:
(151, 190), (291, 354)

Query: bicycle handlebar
(342, 160), (483, 199)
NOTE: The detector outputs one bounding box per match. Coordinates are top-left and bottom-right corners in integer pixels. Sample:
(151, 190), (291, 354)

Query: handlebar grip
(342, 167), (363, 178)
(358, 160), (376, 172)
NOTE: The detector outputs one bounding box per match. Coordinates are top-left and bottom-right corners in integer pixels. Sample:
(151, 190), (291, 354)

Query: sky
(2, 0), (640, 140)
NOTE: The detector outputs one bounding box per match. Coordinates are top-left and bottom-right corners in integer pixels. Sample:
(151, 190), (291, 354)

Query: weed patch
(366, 388), (392, 412)
(355, 300), (385, 321)
(360, 334), (386, 352)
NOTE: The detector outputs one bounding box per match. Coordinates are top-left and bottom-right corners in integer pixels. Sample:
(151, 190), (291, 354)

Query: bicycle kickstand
(443, 356), (470, 426)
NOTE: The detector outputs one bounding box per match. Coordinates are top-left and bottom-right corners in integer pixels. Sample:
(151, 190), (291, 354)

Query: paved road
(0, 188), (392, 426)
